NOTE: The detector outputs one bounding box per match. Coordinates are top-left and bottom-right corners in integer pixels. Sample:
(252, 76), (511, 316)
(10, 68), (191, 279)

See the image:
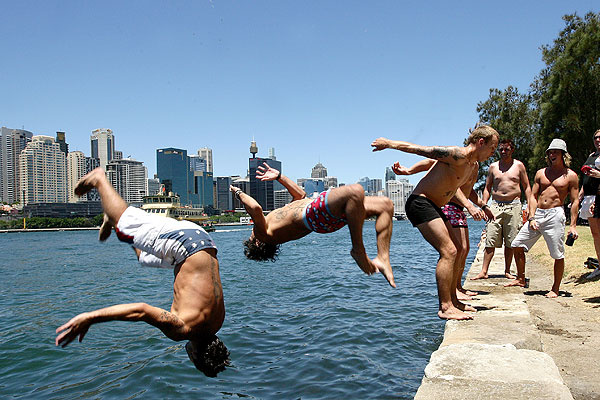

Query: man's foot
(456, 290), (472, 301)
(462, 289), (478, 296)
(350, 248), (376, 275)
(454, 299), (477, 312)
(504, 279), (526, 287)
(438, 306), (474, 320)
(470, 272), (488, 280)
(545, 290), (559, 298)
(505, 272), (517, 279)
(372, 257), (396, 288)
(74, 168), (105, 196)
(98, 214), (112, 241)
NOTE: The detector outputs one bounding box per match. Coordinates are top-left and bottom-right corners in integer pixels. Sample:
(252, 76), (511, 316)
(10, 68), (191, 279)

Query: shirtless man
(234, 162), (396, 287)
(392, 158), (493, 311)
(507, 139), (579, 298)
(55, 168), (229, 377)
(371, 125), (499, 320)
(472, 139), (532, 280)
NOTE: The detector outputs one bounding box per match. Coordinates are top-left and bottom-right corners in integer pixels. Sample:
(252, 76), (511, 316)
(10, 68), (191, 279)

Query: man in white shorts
(507, 139), (579, 298)
(55, 168), (229, 376)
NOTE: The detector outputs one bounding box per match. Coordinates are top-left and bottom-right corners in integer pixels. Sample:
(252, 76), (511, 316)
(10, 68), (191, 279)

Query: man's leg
(75, 168), (128, 234)
(546, 258), (564, 298)
(364, 196), (396, 287)
(504, 247), (516, 279)
(448, 225), (476, 310)
(471, 247), (494, 280)
(588, 218), (600, 262)
(505, 247), (527, 287)
(417, 219), (473, 320)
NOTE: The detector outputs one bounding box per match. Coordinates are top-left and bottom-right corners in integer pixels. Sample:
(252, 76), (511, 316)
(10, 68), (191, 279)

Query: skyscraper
(67, 151), (86, 203)
(189, 154), (207, 172)
(248, 140), (282, 211)
(386, 178), (414, 217)
(0, 127), (33, 203)
(90, 128), (114, 169)
(216, 176), (233, 211)
(55, 131), (68, 156)
(106, 158), (148, 204)
(385, 166), (396, 183)
(311, 162), (327, 178)
(19, 135), (67, 204)
(157, 148), (191, 204)
(198, 147), (213, 173)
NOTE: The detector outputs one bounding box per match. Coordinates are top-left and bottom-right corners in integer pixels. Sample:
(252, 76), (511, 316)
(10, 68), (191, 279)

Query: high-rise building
(386, 178), (414, 217)
(216, 176), (233, 211)
(231, 176), (249, 210)
(249, 156), (282, 211)
(0, 127), (33, 203)
(189, 154), (207, 172)
(55, 131), (68, 156)
(106, 158), (148, 204)
(369, 178), (382, 195)
(147, 177), (161, 195)
(385, 167), (396, 183)
(90, 128), (114, 169)
(325, 176), (338, 189)
(157, 148), (191, 204)
(85, 157), (101, 202)
(19, 135), (67, 204)
(113, 150), (123, 160)
(311, 162), (327, 178)
(192, 171), (214, 207)
(198, 147), (213, 173)
(274, 189), (293, 209)
(268, 147), (276, 160)
(67, 151), (86, 203)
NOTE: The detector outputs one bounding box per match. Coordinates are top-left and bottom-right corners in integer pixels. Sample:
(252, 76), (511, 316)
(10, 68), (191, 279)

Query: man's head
(186, 335), (230, 377)
(545, 138), (571, 167)
(497, 139), (515, 160)
(468, 125), (499, 161)
(243, 235), (280, 262)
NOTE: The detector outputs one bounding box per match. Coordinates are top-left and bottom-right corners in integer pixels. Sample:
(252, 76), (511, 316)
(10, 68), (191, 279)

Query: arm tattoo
(425, 146), (464, 161)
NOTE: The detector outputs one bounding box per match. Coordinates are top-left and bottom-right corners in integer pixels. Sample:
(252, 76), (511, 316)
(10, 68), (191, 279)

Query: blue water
(0, 220), (484, 399)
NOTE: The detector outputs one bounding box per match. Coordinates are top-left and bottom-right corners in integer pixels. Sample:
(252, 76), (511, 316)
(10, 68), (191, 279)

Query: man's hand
(256, 162), (280, 181)
(482, 207), (495, 222)
(391, 162), (410, 175)
(587, 169), (600, 179)
(466, 205), (484, 221)
(55, 312), (92, 348)
(568, 226), (579, 240)
(529, 219), (539, 231)
(371, 138), (391, 152)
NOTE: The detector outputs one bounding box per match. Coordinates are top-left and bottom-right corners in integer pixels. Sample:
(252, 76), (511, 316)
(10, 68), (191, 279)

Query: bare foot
(455, 301), (477, 312)
(463, 289), (478, 296)
(438, 307), (474, 320)
(74, 168), (105, 197)
(98, 214), (112, 241)
(470, 272), (488, 280)
(504, 279), (526, 287)
(456, 290), (472, 301)
(545, 290), (559, 298)
(505, 272), (517, 279)
(372, 257), (396, 288)
(350, 248), (376, 275)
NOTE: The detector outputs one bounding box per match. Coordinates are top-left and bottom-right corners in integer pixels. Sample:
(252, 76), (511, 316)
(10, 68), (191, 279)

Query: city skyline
(2, 2), (596, 186)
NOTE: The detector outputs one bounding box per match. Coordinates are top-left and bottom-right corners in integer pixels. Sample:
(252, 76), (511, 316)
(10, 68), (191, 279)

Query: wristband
(276, 170), (281, 180)
(481, 204), (489, 210)
(234, 189), (243, 199)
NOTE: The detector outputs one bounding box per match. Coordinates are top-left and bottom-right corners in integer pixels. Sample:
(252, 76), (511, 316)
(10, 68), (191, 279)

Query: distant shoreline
(0, 227), (101, 233)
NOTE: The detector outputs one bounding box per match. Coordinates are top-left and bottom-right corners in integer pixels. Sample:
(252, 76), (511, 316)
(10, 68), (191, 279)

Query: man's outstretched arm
(371, 138), (467, 165)
(55, 303), (190, 347)
(256, 162), (306, 200)
(230, 185), (267, 234)
(392, 158), (436, 175)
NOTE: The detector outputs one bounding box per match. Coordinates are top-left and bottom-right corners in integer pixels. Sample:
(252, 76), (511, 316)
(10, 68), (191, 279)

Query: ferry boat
(141, 192), (214, 231)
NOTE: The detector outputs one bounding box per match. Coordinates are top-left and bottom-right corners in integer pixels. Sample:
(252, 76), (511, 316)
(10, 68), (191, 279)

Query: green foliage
(0, 215), (103, 230)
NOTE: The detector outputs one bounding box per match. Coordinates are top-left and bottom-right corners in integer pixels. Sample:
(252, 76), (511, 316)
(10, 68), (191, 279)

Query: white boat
(141, 192), (213, 230)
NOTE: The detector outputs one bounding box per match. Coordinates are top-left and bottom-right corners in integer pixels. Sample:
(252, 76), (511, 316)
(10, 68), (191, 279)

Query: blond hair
(467, 125), (499, 144)
(545, 151), (572, 167)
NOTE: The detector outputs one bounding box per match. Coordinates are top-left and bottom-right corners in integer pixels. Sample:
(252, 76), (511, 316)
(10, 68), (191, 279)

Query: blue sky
(2, 1), (597, 185)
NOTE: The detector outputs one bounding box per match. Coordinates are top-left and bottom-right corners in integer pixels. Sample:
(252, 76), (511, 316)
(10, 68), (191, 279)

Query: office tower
(90, 128), (114, 169)
(113, 150), (123, 160)
(216, 177), (232, 211)
(248, 140), (282, 211)
(157, 148), (191, 204)
(325, 176), (338, 189)
(385, 166), (396, 183)
(358, 177), (369, 193)
(0, 127), (33, 203)
(268, 147), (276, 160)
(198, 147), (213, 173)
(311, 162), (327, 178)
(67, 151), (86, 203)
(231, 177), (249, 209)
(192, 171), (213, 207)
(55, 131), (68, 156)
(369, 178), (382, 195)
(386, 178), (414, 217)
(147, 177), (161, 195)
(84, 157), (101, 202)
(189, 154), (207, 172)
(274, 189), (292, 209)
(303, 179), (325, 196)
(19, 135), (67, 204)
(106, 158), (148, 204)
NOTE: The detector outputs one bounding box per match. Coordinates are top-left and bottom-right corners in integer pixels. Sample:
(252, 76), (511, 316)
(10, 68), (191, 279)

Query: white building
(67, 151), (87, 203)
(198, 147), (213, 173)
(0, 127), (33, 203)
(386, 178), (414, 217)
(274, 189), (293, 209)
(19, 135), (67, 204)
(106, 158), (148, 204)
(91, 128), (115, 169)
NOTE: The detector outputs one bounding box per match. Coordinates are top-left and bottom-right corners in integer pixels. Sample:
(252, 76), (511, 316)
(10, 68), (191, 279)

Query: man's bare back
(260, 198), (312, 243)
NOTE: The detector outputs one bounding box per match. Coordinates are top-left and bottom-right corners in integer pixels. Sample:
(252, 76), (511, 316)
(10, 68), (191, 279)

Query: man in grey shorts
(472, 139), (531, 280)
(507, 139), (579, 298)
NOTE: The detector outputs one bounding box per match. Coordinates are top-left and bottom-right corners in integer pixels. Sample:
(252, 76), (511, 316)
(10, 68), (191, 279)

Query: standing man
(507, 139), (579, 298)
(471, 139), (532, 280)
(371, 125), (499, 320)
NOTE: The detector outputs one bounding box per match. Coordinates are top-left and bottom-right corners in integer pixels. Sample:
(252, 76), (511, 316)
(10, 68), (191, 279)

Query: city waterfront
(0, 220), (484, 399)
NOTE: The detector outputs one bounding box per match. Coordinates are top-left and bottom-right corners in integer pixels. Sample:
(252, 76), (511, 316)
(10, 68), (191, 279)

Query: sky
(2, 1), (598, 185)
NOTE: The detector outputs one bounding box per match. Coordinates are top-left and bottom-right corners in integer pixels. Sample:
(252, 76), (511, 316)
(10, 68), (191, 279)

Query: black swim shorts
(405, 194), (447, 227)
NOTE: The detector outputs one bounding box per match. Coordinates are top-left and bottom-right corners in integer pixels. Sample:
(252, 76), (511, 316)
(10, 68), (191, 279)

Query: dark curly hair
(243, 238), (280, 262)
(185, 335), (230, 377)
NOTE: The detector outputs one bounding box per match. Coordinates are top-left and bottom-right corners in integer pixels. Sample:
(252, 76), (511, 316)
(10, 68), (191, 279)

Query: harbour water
(0, 220), (484, 399)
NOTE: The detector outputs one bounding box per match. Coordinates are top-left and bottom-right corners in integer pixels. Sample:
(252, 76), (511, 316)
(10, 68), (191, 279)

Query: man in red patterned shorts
(232, 162), (396, 287)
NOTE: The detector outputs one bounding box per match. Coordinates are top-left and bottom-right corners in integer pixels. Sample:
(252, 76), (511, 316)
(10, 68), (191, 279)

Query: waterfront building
(0, 127), (33, 204)
(55, 131), (68, 156)
(84, 157), (101, 202)
(385, 166), (396, 183)
(19, 135), (67, 204)
(67, 151), (86, 203)
(113, 150), (123, 160)
(192, 171), (214, 208)
(216, 176), (233, 211)
(189, 154), (207, 172)
(106, 158), (148, 205)
(231, 176), (249, 210)
(157, 147), (191, 204)
(198, 147), (213, 173)
(90, 128), (114, 169)
(147, 177), (160, 195)
(303, 178), (325, 196)
(325, 176), (338, 189)
(386, 178), (414, 217)
(274, 189), (293, 209)
(248, 140), (282, 211)
(311, 162), (327, 178)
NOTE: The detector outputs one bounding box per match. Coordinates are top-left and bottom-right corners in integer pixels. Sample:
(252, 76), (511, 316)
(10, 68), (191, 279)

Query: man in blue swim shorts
(233, 162), (396, 287)
(55, 168), (229, 377)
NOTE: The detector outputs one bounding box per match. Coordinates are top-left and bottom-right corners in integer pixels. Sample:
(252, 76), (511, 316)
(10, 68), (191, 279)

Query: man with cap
(507, 138), (579, 298)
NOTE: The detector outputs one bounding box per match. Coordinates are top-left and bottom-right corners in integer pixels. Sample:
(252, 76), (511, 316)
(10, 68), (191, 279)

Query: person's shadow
(523, 290), (572, 297)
